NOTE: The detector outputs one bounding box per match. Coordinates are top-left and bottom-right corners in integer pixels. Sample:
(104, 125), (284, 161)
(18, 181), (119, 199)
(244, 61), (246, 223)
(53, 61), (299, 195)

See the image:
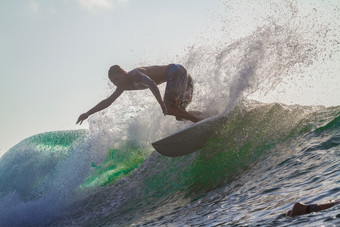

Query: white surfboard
(152, 114), (228, 157)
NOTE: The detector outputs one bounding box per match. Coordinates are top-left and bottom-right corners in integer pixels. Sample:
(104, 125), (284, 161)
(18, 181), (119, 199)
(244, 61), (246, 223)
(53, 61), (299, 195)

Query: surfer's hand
(76, 113), (88, 125)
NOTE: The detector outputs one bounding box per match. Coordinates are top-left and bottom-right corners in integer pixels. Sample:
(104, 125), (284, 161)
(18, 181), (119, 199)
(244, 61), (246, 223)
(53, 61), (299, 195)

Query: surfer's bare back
(76, 64), (201, 125)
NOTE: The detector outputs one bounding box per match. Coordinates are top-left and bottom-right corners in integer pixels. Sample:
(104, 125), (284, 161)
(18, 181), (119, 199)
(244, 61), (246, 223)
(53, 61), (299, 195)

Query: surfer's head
(108, 65), (126, 85)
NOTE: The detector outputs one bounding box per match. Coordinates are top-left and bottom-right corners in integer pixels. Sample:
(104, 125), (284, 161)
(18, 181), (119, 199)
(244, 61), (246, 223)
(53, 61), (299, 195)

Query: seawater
(0, 102), (339, 226)
(1, 0), (340, 226)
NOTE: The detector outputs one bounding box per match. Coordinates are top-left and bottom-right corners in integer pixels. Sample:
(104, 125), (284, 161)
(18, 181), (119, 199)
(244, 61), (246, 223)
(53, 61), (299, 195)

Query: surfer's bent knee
(164, 64), (193, 110)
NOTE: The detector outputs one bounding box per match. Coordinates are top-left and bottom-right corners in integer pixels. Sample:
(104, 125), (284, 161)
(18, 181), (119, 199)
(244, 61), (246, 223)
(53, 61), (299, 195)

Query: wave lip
(0, 130), (87, 226)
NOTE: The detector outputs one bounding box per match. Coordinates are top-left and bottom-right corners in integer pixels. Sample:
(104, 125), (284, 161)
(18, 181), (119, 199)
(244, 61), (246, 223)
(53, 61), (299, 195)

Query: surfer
(286, 200), (340, 217)
(76, 64), (201, 125)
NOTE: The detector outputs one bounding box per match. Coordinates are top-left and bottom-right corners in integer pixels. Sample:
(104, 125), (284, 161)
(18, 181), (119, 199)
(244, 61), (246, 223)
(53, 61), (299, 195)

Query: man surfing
(76, 64), (202, 125)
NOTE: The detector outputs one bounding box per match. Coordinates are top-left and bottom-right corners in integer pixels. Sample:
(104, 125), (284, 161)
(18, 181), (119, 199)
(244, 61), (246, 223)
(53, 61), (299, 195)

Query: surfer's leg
(177, 74), (193, 109)
(164, 64), (188, 108)
(164, 64), (199, 122)
(166, 106), (201, 123)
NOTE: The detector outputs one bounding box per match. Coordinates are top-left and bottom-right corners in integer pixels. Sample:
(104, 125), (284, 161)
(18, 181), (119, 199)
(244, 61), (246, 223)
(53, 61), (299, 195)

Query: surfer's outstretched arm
(76, 88), (124, 125)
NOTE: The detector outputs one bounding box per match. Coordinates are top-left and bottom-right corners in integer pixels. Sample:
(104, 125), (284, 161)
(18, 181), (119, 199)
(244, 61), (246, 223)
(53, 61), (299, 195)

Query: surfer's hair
(108, 65), (124, 79)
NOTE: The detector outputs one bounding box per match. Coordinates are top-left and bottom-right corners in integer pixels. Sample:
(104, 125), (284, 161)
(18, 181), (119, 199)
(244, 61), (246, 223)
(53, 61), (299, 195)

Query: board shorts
(164, 64), (193, 110)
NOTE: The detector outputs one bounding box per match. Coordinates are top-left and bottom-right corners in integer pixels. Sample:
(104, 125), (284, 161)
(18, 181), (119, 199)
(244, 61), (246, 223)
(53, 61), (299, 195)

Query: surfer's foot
(166, 107), (201, 123)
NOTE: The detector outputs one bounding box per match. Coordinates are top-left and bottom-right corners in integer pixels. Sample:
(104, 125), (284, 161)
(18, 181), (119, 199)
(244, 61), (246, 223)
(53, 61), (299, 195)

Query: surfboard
(152, 114), (228, 157)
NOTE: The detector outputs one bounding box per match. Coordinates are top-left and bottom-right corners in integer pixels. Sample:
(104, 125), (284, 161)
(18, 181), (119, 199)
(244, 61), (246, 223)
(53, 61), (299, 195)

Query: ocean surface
(1, 1), (340, 226)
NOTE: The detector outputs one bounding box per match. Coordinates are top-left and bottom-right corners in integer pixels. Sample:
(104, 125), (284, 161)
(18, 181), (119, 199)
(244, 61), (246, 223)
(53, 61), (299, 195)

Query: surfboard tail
(152, 115), (228, 157)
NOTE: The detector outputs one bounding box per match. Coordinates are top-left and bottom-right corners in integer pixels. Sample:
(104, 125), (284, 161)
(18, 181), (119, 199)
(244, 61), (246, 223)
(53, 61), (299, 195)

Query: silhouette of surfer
(76, 64), (202, 125)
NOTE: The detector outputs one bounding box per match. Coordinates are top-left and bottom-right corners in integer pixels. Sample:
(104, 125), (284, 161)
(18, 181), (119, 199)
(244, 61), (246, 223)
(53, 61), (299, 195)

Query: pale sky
(0, 0), (215, 153)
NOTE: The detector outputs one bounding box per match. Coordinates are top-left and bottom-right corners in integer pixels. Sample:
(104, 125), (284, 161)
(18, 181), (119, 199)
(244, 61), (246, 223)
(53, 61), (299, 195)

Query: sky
(0, 0), (216, 154)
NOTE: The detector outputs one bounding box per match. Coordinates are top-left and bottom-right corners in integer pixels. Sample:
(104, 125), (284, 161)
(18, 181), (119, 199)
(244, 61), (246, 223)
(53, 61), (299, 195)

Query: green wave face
(31, 130), (88, 152)
(183, 103), (313, 192)
(81, 142), (152, 188)
(143, 103), (339, 197)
